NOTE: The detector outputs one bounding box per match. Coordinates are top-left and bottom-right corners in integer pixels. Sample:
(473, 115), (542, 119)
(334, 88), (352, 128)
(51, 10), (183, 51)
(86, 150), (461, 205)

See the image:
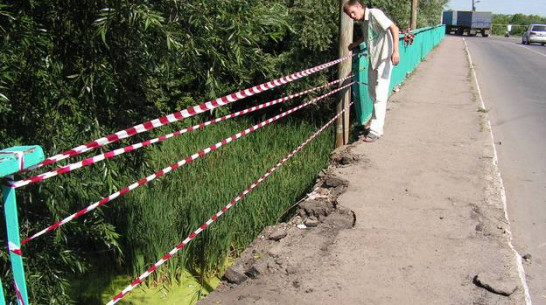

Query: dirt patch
(200, 148), (357, 305)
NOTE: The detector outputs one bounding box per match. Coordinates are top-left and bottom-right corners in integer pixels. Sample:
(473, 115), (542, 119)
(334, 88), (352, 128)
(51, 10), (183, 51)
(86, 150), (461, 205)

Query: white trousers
(368, 59), (393, 137)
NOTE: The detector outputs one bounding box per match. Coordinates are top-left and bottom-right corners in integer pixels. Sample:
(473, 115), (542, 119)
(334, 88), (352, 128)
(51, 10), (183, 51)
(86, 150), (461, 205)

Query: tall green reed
(112, 113), (335, 285)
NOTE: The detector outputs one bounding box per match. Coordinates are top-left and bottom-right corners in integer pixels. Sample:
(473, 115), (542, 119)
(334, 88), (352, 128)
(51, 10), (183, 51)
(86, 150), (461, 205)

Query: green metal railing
(352, 24), (446, 125)
(0, 146), (45, 305)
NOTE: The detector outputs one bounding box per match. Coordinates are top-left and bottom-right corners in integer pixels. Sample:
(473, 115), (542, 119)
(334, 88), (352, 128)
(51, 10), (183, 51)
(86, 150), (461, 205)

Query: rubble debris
(268, 228), (288, 241)
(473, 273), (518, 296)
(299, 199), (334, 218)
(323, 176), (349, 188)
(223, 267), (248, 285)
(245, 259), (269, 279)
(304, 218), (320, 228)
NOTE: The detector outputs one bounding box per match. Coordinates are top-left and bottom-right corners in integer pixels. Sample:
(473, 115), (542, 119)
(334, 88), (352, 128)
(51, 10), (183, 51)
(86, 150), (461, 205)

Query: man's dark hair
(343, 0), (372, 14)
(343, 0), (361, 13)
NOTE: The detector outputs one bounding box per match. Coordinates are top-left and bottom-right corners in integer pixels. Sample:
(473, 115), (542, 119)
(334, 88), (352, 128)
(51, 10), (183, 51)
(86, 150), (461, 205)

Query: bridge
(2, 26), (445, 304)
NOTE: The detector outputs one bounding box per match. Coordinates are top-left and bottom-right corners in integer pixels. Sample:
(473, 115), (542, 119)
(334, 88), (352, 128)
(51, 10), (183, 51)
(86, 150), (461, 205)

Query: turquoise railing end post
(0, 146), (44, 178)
(0, 283), (4, 305)
(352, 24), (445, 128)
(1, 145), (45, 305)
(2, 183), (28, 305)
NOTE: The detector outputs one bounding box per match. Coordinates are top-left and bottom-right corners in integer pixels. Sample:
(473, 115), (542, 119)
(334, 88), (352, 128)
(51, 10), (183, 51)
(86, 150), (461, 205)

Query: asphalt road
(464, 35), (546, 303)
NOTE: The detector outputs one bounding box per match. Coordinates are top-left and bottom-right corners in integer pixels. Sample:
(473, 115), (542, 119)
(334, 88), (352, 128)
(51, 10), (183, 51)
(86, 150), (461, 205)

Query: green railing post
(352, 24), (446, 127)
(1, 145), (45, 305)
(2, 182), (28, 305)
(0, 282), (4, 305)
(352, 46), (372, 125)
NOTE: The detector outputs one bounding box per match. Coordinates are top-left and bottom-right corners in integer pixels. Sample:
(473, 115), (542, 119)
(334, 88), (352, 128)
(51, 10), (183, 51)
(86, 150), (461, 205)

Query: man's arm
(348, 37), (365, 51)
(389, 24), (400, 65)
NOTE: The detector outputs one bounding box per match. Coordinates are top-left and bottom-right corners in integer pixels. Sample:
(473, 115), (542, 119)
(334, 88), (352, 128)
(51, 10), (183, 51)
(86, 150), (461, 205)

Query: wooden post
(411, 0), (418, 30)
(337, 0), (353, 147)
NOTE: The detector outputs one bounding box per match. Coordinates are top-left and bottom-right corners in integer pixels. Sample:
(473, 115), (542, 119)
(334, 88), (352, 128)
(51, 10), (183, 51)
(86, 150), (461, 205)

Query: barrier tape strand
(107, 102), (354, 305)
(20, 82), (354, 245)
(9, 75), (353, 189)
(27, 55), (354, 171)
(8, 242), (22, 256)
(14, 282), (24, 305)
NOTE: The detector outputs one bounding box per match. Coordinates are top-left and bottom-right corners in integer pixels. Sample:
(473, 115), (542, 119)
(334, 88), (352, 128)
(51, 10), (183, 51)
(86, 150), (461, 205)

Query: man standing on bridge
(344, 0), (400, 142)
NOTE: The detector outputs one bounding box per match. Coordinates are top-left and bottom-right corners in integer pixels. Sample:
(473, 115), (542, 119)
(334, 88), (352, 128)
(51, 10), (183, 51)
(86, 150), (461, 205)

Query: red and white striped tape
(20, 82), (354, 245)
(10, 75), (353, 189)
(107, 102), (354, 305)
(14, 281), (25, 305)
(28, 55), (355, 171)
(8, 241), (22, 256)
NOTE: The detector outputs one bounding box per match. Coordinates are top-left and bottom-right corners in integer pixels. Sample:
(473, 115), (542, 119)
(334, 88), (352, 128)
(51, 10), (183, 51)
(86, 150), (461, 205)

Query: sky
(446, 0), (546, 16)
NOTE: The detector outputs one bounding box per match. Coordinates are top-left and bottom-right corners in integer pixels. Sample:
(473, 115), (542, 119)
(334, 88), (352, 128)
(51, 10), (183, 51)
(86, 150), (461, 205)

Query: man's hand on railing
(392, 50), (400, 66)
(348, 37), (364, 51)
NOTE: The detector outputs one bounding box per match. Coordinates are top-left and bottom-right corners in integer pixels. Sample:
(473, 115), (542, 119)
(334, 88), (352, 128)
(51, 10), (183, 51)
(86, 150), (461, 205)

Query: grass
(71, 108), (335, 303)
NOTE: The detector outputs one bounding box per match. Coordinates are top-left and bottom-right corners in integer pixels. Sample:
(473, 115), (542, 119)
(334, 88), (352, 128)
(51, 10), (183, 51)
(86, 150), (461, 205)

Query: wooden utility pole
(336, 0), (353, 147)
(410, 0), (418, 30)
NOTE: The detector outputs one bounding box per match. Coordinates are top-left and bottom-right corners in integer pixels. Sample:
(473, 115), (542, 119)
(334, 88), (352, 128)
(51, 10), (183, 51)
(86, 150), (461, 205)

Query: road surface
(464, 35), (546, 303)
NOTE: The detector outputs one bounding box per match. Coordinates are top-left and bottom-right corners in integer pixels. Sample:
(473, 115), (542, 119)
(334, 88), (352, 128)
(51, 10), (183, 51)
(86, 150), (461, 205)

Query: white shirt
(363, 8), (394, 71)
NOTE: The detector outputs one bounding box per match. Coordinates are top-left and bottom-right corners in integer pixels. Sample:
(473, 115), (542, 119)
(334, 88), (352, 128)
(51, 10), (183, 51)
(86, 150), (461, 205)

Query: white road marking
(476, 37), (546, 57)
(518, 45), (546, 57)
(463, 37), (533, 305)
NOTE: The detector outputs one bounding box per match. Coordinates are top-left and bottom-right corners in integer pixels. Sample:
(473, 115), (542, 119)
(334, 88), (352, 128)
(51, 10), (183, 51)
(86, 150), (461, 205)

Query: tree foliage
(367, 0), (448, 29)
(492, 13), (546, 35)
